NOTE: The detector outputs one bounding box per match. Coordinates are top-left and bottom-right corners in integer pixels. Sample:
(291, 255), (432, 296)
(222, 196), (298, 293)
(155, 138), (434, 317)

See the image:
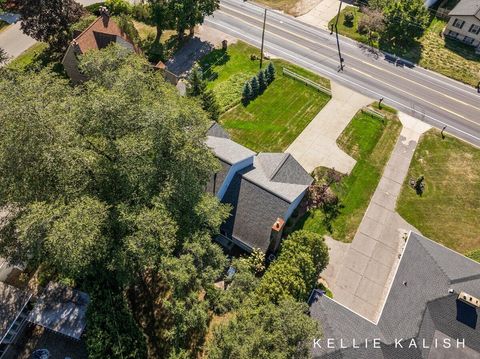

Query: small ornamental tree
(344, 12), (354, 27)
(250, 76), (259, 98)
(266, 62), (276, 84)
(201, 89), (220, 122)
(187, 65), (206, 97)
(257, 70), (267, 94)
(242, 81), (252, 105)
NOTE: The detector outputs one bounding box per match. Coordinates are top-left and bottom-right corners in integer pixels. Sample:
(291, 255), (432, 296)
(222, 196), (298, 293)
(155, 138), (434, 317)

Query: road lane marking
(205, 18), (480, 145)
(218, 4), (480, 111)
(221, 0), (479, 98)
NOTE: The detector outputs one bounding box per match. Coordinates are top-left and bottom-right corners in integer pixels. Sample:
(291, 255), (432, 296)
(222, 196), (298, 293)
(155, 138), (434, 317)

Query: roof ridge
(73, 16), (103, 43)
(268, 153), (289, 181)
(415, 236), (451, 282)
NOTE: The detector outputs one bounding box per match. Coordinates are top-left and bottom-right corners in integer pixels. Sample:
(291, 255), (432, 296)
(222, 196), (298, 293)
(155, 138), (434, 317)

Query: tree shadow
(200, 48), (230, 82)
(444, 37), (480, 62)
(379, 39), (423, 64)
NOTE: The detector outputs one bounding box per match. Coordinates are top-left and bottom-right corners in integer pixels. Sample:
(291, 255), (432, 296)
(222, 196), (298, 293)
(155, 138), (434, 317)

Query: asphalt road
(205, 0), (480, 147)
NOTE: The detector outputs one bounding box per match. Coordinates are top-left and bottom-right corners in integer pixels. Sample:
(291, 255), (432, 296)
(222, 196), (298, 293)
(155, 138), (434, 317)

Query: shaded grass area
(0, 19), (9, 32)
(6, 42), (50, 71)
(297, 109), (402, 242)
(397, 130), (480, 254)
(329, 9), (480, 86)
(202, 41), (331, 152)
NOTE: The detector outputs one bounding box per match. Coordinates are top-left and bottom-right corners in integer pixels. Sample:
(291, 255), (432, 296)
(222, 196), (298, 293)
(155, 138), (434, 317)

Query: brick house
(62, 8), (138, 83)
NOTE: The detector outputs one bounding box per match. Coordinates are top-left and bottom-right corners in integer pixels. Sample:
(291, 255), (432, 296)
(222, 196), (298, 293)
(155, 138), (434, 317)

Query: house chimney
(269, 218), (285, 253)
(457, 291), (480, 309)
(99, 6), (110, 18)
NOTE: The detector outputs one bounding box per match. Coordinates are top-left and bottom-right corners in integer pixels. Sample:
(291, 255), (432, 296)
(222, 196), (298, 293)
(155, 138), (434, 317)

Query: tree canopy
(256, 230), (329, 303)
(383, 0), (429, 46)
(15, 0), (84, 51)
(207, 299), (319, 359)
(0, 45), (230, 358)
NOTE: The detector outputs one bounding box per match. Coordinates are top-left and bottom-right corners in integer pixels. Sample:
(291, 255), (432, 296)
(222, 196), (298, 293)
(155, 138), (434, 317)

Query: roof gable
(449, 0), (480, 19)
(72, 15), (137, 55)
(310, 232), (480, 358)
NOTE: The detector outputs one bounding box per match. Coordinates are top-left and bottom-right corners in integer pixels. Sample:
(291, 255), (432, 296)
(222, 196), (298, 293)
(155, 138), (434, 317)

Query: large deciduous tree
(15, 0), (84, 51)
(382, 0), (429, 47)
(170, 0), (219, 39)
(207, 299), (319, 359)
(256, 230), (329, 303)
(0, 45), (230, 358)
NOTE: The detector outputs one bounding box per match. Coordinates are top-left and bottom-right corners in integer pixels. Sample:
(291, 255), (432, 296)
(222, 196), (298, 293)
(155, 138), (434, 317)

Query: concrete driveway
(297, 0), (347, 29)
(322, 112), (431, 322)
(287, 81), (371, 174)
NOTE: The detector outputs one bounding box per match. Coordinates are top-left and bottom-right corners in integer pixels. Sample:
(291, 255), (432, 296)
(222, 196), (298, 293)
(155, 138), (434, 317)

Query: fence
(361, 106), (386, 119)
(282, 68), (332, 96)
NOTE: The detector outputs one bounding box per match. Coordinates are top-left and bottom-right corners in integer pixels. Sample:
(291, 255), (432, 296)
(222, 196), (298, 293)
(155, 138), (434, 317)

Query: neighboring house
(0, 282), (89, 359)
(445, 0), (480, 49)
(62, 7), (138, 83)
(206, 123), (313, 253)
(309, 231), (480, 358)
(0, 282), (32, 355)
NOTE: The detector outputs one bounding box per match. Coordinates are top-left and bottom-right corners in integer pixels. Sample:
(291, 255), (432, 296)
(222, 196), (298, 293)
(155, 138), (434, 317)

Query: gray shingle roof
(206, 158), (231, 196)
(243, 153), (313, 203)
(206, 136), (256, 165)
(449, 0), (480, 19)
(0, 282), (31, 343)
(310, 231), (480, 358)
(27, 282), (89, 340)
(207, 122), (230, 139)
(221, 168), (291, 252)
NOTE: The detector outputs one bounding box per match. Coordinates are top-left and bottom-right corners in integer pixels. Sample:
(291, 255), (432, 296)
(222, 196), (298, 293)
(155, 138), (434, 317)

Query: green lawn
(397, 130), (480, 254)
(201, 41), (331, 152)
(7, 42), (49, 71)
(297, 109), (402, 242)
(329, 9), (480, 87)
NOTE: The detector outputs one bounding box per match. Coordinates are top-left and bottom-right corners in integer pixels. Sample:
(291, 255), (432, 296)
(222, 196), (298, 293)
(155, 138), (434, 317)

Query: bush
(132, 3), (150, 22)
(113, 14), (140, 45)
(213, 72), (252, 112)
(105, 0), (132, 15)
(70, 14), (97, 37)
(344, 12), (355, 27)
(85, 2), (105, 15)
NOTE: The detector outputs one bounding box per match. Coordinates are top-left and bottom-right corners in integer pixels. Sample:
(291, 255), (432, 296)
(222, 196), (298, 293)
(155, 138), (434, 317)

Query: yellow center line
(219, 3), (480, 112)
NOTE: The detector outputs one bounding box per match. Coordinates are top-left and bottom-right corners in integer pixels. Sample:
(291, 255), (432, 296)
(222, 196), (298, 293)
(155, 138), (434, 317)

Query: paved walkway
(287, 82), (371, 174)
(297, 0), (347, 29)
(323, 112), (431, 322)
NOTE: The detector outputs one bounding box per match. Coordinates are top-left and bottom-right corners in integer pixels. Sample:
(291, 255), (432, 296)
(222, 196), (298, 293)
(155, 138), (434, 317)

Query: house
(444, 0), (480, 49)
(0, 282), (89, 359)
(206, 123), (313, 253)
(0, 282), (32, 355)
(62, 7), (138, 83)
(309, 231), (480, 358)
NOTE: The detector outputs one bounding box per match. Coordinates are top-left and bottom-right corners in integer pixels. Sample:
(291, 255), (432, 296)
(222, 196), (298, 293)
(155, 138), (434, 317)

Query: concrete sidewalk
(287, 82), (371, 174)
(323, 112), (431, 322)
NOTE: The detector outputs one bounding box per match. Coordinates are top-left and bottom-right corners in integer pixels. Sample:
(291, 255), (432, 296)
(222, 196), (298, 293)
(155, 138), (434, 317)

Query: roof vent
(457, 291), (480, 308)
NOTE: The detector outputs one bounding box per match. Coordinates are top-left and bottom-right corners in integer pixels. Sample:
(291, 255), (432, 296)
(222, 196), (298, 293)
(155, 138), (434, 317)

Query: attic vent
(458, 291), (480, 308)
